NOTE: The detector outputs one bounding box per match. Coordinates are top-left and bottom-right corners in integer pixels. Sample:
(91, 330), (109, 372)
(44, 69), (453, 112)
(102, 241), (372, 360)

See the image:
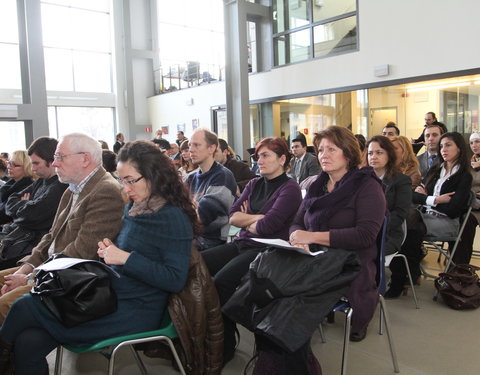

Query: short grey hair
(61, 133), (102, 165)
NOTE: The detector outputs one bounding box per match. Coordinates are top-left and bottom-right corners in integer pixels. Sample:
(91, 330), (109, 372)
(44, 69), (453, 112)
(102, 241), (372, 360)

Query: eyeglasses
(53, 152), (85, 161)
(7, 161), (21, 168)
(119, 176), (144, 186)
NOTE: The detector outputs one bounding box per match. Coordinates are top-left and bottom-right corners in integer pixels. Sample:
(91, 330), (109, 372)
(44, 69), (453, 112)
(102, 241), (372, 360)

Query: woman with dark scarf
(290, 126), (386, 342)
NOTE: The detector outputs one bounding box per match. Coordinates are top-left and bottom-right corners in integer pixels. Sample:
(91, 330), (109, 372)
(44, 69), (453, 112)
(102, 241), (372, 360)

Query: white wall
(148, 81), (225, 142)
(148, 0), (480, 130)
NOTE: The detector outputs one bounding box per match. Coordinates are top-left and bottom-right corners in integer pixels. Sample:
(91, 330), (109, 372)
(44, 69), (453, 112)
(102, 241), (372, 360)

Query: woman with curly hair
(0, 140), (199, 375)
(391, 136), (421, 189)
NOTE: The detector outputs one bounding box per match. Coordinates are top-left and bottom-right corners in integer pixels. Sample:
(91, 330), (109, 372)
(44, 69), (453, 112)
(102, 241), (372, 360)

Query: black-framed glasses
(119, 176), (144, 186)
(53, 152), (86, 161)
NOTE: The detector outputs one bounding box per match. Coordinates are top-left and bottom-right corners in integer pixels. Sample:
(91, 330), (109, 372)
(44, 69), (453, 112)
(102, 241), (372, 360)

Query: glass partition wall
(269, 73), (480, 147)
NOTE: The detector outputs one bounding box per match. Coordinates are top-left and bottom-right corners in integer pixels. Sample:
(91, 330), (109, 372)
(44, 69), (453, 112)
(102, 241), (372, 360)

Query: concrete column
(16, 0), (49, 144)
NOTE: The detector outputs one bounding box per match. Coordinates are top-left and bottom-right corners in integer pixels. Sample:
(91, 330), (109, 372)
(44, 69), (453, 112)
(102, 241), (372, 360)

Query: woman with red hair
(202, 136), (302, 364)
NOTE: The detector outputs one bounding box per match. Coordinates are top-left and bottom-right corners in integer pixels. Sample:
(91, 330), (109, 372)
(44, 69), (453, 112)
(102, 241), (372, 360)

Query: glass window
(313, 15), (357, 58)
(0, 44), (22, 90)
(54, 107), (115, 145)
(44, 48), (74, 91)
(274, 0), (309, 34)
(275, 29), (311, 65)
(73, 51), (112, 93)
(0, 122), (26, 154)
(0, 0), (19, 44)
(41, 0), (109, 12)
(312, 0), (356, 23)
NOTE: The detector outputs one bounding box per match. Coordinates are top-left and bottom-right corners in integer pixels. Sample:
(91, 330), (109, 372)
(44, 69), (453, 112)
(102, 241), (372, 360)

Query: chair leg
(163, 337), (186, 375)
(399, 254), (420, 309)
(379, 296), (400, 373)
(341, 307), (352, 375)
(129, 345), (148, 375)
(54, 346), (63, 375)
(317, 324), (327, 343)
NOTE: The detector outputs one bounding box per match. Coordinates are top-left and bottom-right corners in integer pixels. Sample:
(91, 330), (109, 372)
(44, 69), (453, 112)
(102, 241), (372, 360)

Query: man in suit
(0, 133), (124, 322)
(113, 132), (125, 154)
(290, 137), (320, 183)
(417, 124), (444, 178)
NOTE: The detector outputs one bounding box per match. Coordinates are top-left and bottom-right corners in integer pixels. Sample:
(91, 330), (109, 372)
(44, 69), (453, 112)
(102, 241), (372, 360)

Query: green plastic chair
(53, 312), (186, 375)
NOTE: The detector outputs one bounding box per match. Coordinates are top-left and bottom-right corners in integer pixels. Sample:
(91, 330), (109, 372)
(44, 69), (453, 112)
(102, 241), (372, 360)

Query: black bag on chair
(30, 254), (119, 327)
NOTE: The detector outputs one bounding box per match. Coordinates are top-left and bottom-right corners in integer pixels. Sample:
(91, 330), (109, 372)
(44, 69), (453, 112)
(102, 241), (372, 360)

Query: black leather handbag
(30, 254), (119, 327)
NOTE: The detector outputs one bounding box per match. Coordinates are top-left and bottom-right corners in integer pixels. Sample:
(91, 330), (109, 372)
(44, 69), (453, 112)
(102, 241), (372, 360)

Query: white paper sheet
(251, 238), (326, 256)
(35, 258), (120, 277)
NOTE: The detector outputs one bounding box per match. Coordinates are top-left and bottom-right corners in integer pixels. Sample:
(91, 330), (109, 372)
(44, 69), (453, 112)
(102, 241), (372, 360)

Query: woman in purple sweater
(202, 137), (302, 363)
(290, 126), (386, 342)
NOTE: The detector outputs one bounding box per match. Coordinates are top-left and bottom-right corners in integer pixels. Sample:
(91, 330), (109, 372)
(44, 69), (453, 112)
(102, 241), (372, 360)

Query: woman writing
(386, 132), (472, 298)
(390, 136), (421, 189)
(290, 126), (386, 342)
(202, 137), (302, 363)
(0, 141), (198, 375)
(367, 136), (412, 256)
(0, 151), (34, 225)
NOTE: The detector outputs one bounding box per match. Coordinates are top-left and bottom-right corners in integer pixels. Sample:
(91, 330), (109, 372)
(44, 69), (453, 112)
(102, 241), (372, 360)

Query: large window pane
(290, 28), (311, 63)
(0, 44), (22, 89)
(73, 51), (112, 92)
(0, 0), (19, 43)
(313, 15), (356, 58)
(312, 0), (356, 23)
(273, 0), (309, 33)
(0, 122), (26, 154)
(44, 48), (74, 91)
(42, 0), (109, 12)
(55, 107), (115, 146)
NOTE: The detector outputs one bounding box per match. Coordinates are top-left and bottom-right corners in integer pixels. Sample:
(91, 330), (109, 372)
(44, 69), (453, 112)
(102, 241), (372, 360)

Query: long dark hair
(117, 140), (200, 235)
(366, 135), (400, 178)
(424, 132), (469, 189)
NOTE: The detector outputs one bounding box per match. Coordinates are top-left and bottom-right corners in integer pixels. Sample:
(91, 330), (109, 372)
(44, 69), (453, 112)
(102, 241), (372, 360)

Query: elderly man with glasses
(0, 133), (124, 323)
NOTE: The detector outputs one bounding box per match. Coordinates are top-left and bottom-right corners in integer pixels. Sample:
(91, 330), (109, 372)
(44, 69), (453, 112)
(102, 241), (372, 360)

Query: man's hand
(1, 274), (28, 295)
(20, 192), (30, 200)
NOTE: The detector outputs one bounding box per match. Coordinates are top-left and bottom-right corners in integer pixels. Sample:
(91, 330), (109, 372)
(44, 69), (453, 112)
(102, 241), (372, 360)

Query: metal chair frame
(53, 314), (185, 375)
(317, 217), (400, 375)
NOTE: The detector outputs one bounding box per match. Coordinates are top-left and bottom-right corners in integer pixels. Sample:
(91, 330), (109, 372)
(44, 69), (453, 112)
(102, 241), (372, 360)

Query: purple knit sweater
(231, 177), (302, 246)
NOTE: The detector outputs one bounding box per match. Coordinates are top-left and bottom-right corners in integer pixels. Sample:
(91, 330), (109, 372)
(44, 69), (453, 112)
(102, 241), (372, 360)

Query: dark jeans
(201, 241), (263, 359)
(0, 297), (58, 375)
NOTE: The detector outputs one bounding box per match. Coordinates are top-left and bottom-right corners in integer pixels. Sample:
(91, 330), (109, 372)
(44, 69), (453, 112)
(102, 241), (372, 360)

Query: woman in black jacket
(367, 136), (412, 256)
(386, 132), (472, 298)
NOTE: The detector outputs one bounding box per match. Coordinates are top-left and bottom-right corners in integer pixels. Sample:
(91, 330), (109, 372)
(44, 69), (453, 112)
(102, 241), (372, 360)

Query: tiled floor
(48, 245), (480, 375)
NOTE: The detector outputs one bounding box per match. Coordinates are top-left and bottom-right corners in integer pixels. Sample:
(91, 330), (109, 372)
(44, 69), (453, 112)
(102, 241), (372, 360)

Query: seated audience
(0, 133), (124, 323)
(289, 137), (320, 184)
(102, 149), (118, 179)
(355, 134), (368, 168)
(387, 132), (472, 298)
(202, 136), (302, 363)
(178, 140), (198, 181)
(0, 137), (67, 270)
(391, 136), (422, 189)
(152, 138), (171, 153)
(169, 143), (181, 168)
(417, 124), (445, 177)
(187, 129), (236, 250)
(367, 136), (412, 255)
(0, 160), (7, 183)
(290, 126), (386, 342)
(0, 151), (34, 225)
(0, 140), (197, 375)
(382, 122), (400, 139)
(215, 139), (256, 192)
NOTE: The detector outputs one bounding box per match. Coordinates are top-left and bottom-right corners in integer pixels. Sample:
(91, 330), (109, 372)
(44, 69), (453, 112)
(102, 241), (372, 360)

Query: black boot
(0, 338), (13, 375)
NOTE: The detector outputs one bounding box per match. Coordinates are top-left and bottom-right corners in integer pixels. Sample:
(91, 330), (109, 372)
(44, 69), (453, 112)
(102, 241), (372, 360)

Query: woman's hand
(289, 230), (315, 245)
(97, 238), (130, 266)
(415, 184), (427, 195)
(434, 192), (455, 205)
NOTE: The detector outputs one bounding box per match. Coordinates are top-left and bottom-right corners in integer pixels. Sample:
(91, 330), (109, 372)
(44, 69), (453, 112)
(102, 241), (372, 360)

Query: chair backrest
(376, 216), (389, 295)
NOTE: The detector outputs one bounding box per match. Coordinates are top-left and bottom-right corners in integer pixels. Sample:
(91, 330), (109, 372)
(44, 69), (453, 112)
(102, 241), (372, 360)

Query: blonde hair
(11, 150), (34, 179)
(391, 136), (420, 173)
